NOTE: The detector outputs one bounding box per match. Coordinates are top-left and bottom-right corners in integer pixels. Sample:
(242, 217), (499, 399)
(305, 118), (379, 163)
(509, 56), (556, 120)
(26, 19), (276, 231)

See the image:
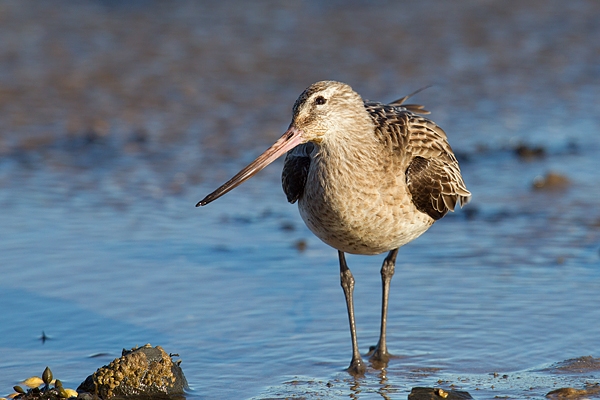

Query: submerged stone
(77, 344), (187, 399)
(547, 356), (600, 373)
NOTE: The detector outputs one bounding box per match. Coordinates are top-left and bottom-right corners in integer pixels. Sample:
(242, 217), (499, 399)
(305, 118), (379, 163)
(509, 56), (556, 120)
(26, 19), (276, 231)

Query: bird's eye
(315, 96), (327, 105)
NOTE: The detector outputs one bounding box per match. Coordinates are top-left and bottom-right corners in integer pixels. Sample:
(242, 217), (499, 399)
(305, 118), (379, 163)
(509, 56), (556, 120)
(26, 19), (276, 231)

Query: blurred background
(1, 1), (599, 398)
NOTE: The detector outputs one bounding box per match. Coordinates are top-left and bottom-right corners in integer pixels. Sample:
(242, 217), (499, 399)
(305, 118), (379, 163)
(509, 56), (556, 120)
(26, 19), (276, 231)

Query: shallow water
(1, 1), (600, 399)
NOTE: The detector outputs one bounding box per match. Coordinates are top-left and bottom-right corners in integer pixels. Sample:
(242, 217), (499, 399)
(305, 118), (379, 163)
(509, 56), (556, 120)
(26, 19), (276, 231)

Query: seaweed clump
(12, 367), (78, 400)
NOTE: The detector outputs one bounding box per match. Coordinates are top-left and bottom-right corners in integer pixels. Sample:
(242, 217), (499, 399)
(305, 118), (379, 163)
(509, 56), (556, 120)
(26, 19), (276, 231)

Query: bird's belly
(298, 188), (434, 255)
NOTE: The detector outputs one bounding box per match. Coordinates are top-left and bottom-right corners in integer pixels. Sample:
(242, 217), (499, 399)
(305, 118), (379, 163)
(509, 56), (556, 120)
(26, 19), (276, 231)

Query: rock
(515, 143), (546, 160)
(77, 344), (187, 399)
(532, 172), (570, 191)
(294, 239), (307, 252)
(546, 384), (600, 399)
(408, 387), (473, 399)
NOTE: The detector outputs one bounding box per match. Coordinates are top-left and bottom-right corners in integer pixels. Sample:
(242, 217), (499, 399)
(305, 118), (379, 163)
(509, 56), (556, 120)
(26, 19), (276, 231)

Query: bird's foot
(346, 356), (366, 377)
(367, 345), (391, 370)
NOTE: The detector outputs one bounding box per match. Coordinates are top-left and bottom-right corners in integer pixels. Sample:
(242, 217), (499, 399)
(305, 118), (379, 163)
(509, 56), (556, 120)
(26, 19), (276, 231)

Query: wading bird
(197, 81), (470, 375)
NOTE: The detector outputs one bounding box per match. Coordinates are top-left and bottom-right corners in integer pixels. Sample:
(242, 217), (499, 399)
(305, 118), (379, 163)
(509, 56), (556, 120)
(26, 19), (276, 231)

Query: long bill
(196, 126), (305, 207)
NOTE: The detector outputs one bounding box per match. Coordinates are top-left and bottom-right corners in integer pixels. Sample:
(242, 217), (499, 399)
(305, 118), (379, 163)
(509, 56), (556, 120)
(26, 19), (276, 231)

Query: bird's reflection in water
(346, 368), (396, 400)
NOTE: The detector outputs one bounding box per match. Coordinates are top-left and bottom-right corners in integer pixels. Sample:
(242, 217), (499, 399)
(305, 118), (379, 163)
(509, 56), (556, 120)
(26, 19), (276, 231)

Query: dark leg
(369, 248), (398, 368)
(338, 250), (366, 376)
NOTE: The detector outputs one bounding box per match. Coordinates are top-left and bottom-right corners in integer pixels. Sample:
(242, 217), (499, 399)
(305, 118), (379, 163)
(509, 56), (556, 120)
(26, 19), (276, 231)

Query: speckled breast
(297, 161), (434, 255)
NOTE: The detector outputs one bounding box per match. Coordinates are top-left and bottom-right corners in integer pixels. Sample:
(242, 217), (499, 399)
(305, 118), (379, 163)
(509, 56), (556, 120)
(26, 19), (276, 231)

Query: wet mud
(1, 1), (600, 399)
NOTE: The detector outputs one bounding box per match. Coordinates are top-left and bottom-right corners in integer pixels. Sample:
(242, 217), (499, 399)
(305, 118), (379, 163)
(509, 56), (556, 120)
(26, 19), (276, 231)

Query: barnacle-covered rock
(77, 344), (187, 399)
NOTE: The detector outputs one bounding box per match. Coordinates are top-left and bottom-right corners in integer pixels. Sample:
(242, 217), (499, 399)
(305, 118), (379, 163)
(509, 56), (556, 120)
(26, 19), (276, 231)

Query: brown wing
(365, 102), (471, 220)
(282, 142), (314, 204)
(404, 116), (471, 220)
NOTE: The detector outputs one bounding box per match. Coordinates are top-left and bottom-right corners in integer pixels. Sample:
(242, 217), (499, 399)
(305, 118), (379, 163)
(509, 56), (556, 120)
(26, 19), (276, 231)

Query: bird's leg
(338, 250), (366, 376)
(369, 248), (398, 368)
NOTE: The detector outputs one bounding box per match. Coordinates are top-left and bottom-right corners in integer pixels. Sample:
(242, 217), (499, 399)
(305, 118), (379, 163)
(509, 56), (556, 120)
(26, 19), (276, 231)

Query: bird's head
(289, 80), (366, 144)
(196, 81), (364, 206)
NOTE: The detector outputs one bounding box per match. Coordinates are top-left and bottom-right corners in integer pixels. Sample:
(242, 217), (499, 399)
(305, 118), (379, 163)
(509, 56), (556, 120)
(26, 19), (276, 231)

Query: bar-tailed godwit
(197, 81), (470, 375)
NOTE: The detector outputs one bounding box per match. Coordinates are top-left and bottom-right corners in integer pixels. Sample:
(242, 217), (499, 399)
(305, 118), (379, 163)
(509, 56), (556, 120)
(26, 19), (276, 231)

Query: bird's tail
(389, 85), (432, 114)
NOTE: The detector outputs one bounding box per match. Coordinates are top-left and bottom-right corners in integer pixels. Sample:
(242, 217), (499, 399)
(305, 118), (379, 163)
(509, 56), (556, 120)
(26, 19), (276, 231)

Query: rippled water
(1, 1), (599, 399)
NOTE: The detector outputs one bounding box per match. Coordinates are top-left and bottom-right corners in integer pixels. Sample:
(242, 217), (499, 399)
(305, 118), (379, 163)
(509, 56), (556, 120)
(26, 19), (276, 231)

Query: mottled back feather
(364, 102), (470, 220)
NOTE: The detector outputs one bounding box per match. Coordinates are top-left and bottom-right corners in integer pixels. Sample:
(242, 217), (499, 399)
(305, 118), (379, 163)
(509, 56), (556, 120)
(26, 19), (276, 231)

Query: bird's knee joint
(340, 269), (355, 291)
(381, 261), (395, 280)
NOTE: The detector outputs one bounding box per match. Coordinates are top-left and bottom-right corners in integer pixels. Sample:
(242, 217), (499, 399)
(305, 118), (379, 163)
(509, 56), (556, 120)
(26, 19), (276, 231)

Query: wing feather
(365, 101), (471, 220)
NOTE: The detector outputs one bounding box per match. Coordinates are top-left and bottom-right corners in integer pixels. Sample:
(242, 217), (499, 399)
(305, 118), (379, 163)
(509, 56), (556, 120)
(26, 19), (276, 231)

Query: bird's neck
(314, 124), (383, 178)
